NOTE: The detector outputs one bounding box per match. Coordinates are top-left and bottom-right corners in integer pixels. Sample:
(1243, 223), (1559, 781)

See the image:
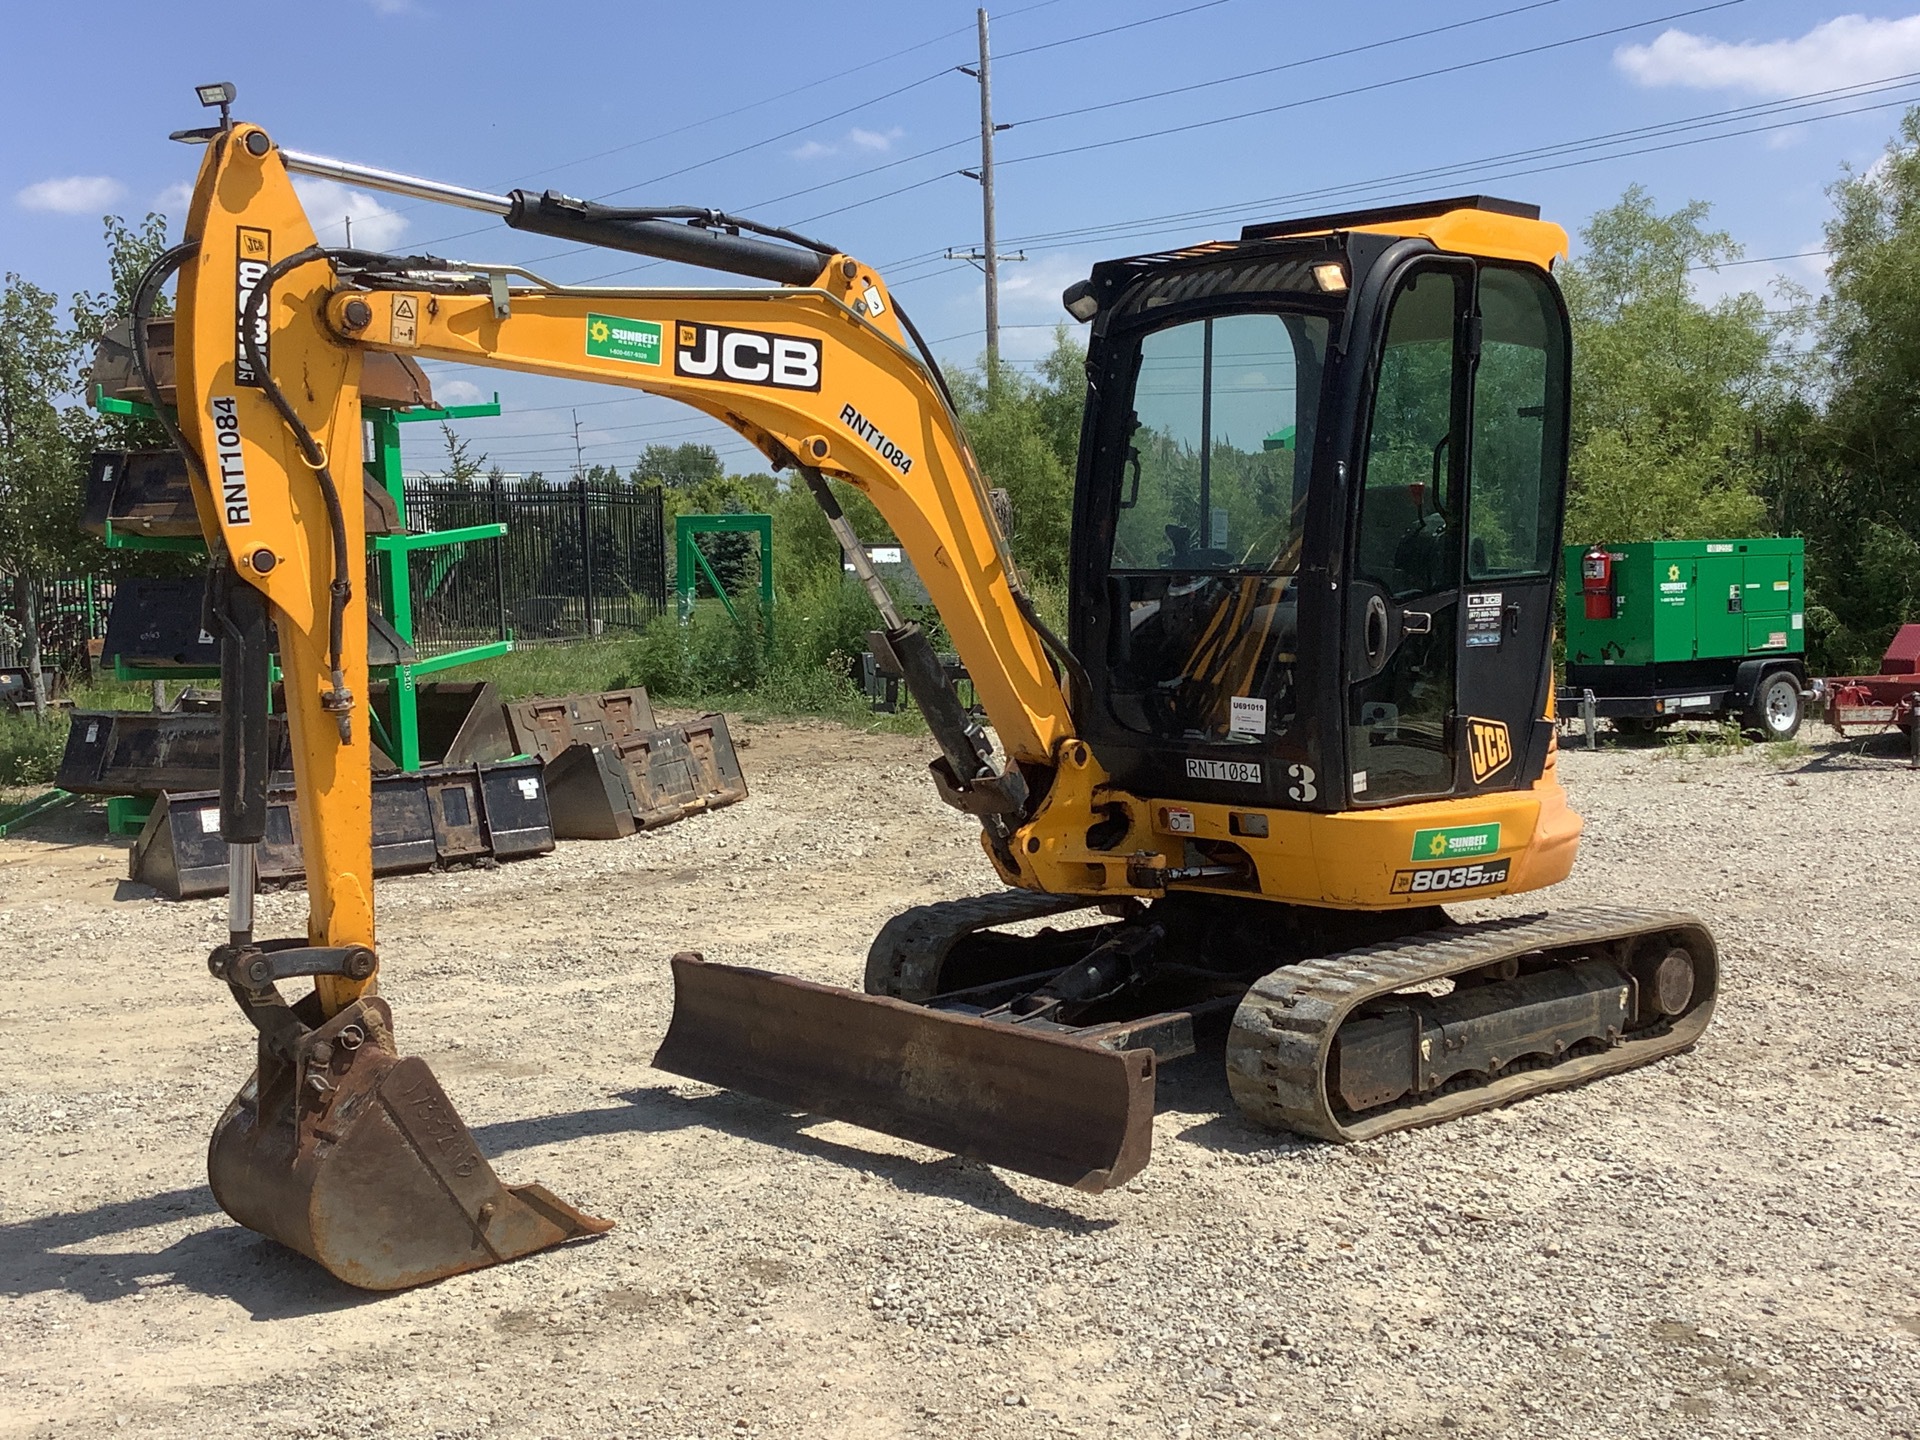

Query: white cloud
(151, 181), (194, 219)
(848, 126), (905, 153)
(16, 175), (125, 214)
(290, 177), (409, 250)
(791, 126), (906, 160)
(1616, 13), (1920, 96)
(433, 378), (486, 405)
(365, 0), (413, 13)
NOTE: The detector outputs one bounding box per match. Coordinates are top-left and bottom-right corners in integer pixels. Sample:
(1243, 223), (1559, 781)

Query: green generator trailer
(1558, 537), (1811, 739)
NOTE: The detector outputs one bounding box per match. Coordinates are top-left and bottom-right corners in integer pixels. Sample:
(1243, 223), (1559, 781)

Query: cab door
(1454, 264), (1569, 793)
(1346, 262), (1472, 805)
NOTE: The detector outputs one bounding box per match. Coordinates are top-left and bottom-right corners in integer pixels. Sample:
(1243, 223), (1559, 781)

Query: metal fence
(0, 575), (116, 671)
(400, 477), (668, 648)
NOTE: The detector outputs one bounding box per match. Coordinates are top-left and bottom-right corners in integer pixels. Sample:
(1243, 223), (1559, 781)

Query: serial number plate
(1389, 858), (1512, 894)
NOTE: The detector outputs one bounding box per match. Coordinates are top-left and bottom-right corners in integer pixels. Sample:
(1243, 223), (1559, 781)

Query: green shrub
(622, 578), (926, 728)
(0, 713), (68, 787)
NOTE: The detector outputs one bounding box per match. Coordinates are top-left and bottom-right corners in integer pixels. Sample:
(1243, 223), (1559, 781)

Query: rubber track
(864, 891), (1100, 1001)
(1226, 905), (1718, 1143)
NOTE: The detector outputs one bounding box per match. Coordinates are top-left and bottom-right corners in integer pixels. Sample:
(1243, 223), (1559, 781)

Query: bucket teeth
(208, 997), (610, 1291)
(653, 953), (1156, 1192)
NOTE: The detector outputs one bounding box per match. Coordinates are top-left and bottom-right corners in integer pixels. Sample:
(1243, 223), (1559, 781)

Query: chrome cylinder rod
(228, 841), (257, 947)
(278, 148), (511, 217)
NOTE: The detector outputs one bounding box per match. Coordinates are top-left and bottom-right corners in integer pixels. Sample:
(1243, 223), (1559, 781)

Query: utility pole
(975, 8), (1000, 372)
(957, 9), (1017, 377)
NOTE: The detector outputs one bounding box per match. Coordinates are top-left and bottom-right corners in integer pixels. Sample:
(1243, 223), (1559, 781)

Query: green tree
(1775, 107), (1920, 669)
(632, 441), (725, 490)
(439, 423), (489, 487)
(0, 273), (88, 718)
(72, 213), (174, 452)
(1559, 187), (1782, 546)
(946, 328), (1086, 585)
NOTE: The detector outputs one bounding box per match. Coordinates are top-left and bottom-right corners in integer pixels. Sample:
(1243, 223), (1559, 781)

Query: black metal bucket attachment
(129, 757), (554, 899)
(208, 996), (610, 1290)
(540, 715), (749, 840)
(652, 954), (1156, 1192)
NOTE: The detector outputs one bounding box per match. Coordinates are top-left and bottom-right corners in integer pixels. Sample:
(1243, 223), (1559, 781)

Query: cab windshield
(1104, 310), (1330, 743)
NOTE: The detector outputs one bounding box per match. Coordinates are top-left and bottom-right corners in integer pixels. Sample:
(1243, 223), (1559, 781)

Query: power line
(739, 0), (1597, 246)
(908, 73), (1919, 268)
(453, 410), (744, 445)
(402, 0), (1127, 253)
(995, 0), (1234, 60)
(737, 0), (1743, 278)
(996, 0), (1750, 171)
(427, 0), (1639, 288)
(1012, 0), (1570, 129)
(1693, 248), (1833, 270)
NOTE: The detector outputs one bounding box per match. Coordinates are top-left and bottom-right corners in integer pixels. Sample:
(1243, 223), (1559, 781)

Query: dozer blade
(652, 953), (1156, 1191)
(208, 996), (610, 1291)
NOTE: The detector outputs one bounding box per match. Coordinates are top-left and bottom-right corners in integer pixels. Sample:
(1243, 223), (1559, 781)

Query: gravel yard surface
(0, 718), (1915, 1440)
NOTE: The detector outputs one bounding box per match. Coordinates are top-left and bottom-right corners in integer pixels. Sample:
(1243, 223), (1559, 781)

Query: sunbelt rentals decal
(839, 403), (914, 474)
(1410, 823), (1500, 863)
(586, 314), (663, 366)
(208, 396), (251, 526)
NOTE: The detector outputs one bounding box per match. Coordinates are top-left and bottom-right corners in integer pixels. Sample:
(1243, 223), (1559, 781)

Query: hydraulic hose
(128, 241), (207, 507)
(237, 244), (356, 740)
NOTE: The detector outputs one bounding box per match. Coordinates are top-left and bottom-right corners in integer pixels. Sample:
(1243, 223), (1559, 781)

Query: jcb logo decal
(1467, 717), (1512, 784)
(674, 323), (821, 391)
(234, 226), (271, 387)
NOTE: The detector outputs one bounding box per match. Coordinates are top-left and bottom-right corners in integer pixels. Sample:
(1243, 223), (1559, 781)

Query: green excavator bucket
(652, 954), (1157, 1191)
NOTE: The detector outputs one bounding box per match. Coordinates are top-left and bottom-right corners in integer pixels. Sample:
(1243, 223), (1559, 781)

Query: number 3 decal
(1286, 763), (1317, 802)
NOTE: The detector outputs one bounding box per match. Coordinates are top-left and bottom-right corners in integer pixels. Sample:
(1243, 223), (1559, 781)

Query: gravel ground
(0, 717), (1915, 1440)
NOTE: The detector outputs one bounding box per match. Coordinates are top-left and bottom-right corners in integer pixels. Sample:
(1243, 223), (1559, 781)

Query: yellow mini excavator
(145, 85), (1715, 1290)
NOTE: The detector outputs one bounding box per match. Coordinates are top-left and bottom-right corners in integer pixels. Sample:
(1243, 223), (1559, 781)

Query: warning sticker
(391, 295), (418, 347)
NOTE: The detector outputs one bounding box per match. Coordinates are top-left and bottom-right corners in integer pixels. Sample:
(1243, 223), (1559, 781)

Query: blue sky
(3, 0), (1905, 477)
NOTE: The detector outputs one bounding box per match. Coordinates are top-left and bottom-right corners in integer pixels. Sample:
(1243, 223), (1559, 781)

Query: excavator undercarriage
(657, 896), (1716, 1189)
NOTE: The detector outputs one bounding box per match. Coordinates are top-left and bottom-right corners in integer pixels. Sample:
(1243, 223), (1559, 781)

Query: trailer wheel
(1744, 673), (1802, 740)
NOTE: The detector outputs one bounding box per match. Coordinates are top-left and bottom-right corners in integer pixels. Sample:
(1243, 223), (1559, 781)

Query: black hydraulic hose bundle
(128, 238), (270, 842)
(236, 245), (356, 740)
(129, 240), (206, 494)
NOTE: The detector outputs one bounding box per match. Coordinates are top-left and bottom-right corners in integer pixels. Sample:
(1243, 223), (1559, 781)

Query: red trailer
(1820, 624), (1920, 744)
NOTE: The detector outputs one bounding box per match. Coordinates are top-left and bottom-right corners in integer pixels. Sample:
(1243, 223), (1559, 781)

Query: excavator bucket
(208, 996), (610, 1290)
(653, 954), (1156, 1191)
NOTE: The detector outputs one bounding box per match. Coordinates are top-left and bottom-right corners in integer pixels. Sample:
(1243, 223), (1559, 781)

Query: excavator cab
(1070, 199), (1570, 819)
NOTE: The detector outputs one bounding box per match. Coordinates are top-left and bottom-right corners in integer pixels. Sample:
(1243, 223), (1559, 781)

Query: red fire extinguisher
(1581, 547), (1616, 620)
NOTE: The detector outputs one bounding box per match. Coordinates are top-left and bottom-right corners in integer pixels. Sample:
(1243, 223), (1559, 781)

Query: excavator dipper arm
(166, 124), (616, 1290)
